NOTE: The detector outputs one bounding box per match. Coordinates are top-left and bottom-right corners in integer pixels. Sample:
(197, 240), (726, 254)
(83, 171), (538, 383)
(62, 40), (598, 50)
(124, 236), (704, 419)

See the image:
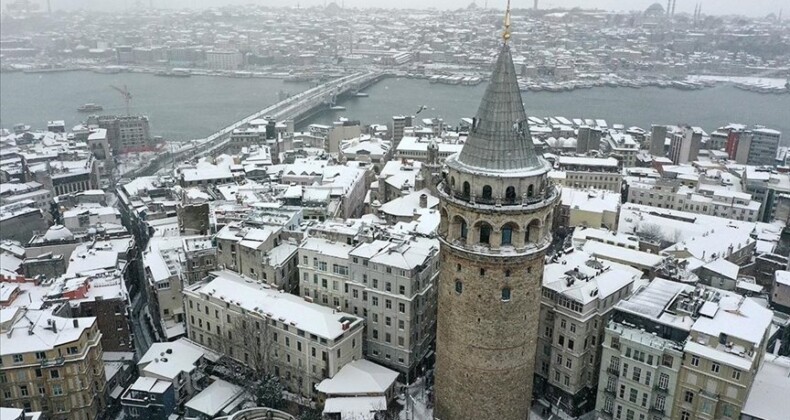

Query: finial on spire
(503, 0), (512, 43)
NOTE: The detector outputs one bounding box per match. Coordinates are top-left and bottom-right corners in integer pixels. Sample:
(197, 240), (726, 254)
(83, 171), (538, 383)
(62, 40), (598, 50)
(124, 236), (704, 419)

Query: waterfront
(0, 71), (312, 141)
(2, 71), (788, 145)
(306, 77), (790, 145)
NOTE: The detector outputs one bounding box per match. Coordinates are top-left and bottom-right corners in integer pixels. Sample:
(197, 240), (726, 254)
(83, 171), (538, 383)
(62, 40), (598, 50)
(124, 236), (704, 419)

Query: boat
(354, 92), (369, 97)
(330, 105), (346, 110)
(77, 103), (103, 112)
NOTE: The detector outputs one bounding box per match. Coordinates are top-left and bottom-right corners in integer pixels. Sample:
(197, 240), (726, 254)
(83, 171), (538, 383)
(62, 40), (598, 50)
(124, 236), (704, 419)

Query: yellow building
(0, 307), (107, 420)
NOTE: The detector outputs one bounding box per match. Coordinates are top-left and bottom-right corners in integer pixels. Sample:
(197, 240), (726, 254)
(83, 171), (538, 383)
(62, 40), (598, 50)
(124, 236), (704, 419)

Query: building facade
(0, 308), (107, 420)
(434, 39), (560, 420)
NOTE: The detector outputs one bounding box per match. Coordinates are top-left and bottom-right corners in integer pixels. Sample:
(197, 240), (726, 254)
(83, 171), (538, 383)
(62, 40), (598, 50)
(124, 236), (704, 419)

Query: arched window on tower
(462, 181), (470, 199)
(527, 184), (535, 198)
(479, 223), (492, 244)
(501, 224), (513, 246)
(455, 280), (463, 294)
(505, 186), (516, 204)
(451, 177), (456, 188)
(501, 287), (511, 302)
(526, 219), (541, 243)
(460, 219), (468, 240)
(482, 185), (492, 201)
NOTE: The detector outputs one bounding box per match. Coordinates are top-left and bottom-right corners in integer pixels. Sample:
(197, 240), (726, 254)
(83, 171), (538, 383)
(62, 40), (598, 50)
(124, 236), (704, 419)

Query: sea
(1, 71), (788, 145)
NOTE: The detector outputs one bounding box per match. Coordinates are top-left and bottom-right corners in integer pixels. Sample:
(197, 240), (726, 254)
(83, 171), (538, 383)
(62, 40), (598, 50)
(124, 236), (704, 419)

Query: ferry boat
(77, 103), (103, 112)
(330, 105), (346, 110)
(354, 92), (369, 97)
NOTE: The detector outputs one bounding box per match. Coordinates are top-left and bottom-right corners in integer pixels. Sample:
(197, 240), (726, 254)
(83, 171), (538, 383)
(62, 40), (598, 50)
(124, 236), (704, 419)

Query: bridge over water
(124, 71), (385, 178)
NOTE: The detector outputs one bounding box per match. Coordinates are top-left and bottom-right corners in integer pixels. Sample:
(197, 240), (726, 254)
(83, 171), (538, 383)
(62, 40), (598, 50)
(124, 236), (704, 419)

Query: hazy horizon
(1, 0), (786, 18)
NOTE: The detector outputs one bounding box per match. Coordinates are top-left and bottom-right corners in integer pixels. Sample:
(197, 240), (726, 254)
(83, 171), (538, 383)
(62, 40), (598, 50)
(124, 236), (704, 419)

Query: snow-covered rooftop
(188, 270), (362, 340)
(316, 359), (398, 395)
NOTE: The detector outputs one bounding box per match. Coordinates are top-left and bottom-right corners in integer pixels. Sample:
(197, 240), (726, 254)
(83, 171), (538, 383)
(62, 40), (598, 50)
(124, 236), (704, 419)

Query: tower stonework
(434, 41), (560, 420)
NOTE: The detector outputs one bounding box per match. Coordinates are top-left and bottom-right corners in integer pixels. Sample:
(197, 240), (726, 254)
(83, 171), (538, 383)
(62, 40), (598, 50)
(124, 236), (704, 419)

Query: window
(12, 354), (23, 363)
(661, 354), (673, 368)
(20, 385), (28, 396)
(501, 225), (513, 245)
(619, 384), (626, 398)
(50, 370), (60, 379)
(482, 185), (492, 200)
(658, 373), (669, 390)
(501, 287), (511, 302)
(479, 223), (492, 244)
(455, 280), (463, 294)
(462, 181), (470, 198)
(684, 391), (694, 404)
(632, 367), (641, 382)
(690, 355), (699, 367)
(505, 186), (516, 203)
(629, 389), (638, 403)
(722, 403), (735, 418)
(372, 297), (379, 306)
(680, 412), (690, 420)
(52, 384), (63, 395)
(398, 303), (405, 313)
(711, 363), (720, 373)
(732, 369), (741, 381)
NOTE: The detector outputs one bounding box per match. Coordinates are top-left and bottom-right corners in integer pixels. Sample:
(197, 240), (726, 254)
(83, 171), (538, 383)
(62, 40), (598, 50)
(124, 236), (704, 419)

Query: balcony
(603, 387), (617, 397)
(653, 384), (669, 394)
(606, 366), (620, 376)
(600, 408), (614, 419)
(649, 406), (665, 416)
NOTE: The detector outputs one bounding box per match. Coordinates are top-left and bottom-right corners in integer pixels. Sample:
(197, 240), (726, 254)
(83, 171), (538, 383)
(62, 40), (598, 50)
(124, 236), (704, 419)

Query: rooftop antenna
(503, 0), (512, 44)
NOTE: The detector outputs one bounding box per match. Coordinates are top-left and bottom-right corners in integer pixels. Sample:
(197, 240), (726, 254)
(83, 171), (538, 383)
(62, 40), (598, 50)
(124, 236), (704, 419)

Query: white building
(206, 50), (243, 70)
(183, 270), (364, 397)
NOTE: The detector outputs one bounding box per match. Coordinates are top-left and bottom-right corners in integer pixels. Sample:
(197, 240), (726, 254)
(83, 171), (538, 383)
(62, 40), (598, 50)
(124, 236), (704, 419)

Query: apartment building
(535, 250), (642, 416)
(603, 131), (640, 167)
(596, 279), (695, 420)
(555, 156), (622, 192)
(735, 128), (782, 167)
(346, 237), (439, 375)
(0, 307), (107, 420)
(183, 270), (364, 397)
(673, 293), (772, 420)
(214, 222), (298, 291)
(626, 178), (761, 222)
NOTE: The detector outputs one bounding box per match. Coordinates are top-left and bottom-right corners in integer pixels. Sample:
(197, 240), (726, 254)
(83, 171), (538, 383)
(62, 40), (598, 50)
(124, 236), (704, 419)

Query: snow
(0, 307), (96, 356)
(557, 156), (618, 168)
(560, 188), (620, 214)
(185, 379), (245, 417)
(323, 396), (387, 420)
(776, 271), (790, 287)
(379, 189), (439, 218)
(350, 237), (438, 271)
(316, 359), (399, 395)
(616, 278), (695, 330)
(138, 340), (205, 380)
(582, 241), (664, 268)
(683, 341), (753, 370)
(701, 258), (739, 280)
(301, 237), (355, 260)
(544, 249), (641, 305)
(691, 296), (773, 346)
(741, 355), (790, 420)
(190, 270), (362, 340)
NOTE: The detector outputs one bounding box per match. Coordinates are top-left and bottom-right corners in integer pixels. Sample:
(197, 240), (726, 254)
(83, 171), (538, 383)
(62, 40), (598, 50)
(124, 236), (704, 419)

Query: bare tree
(636, 223), (664, 243)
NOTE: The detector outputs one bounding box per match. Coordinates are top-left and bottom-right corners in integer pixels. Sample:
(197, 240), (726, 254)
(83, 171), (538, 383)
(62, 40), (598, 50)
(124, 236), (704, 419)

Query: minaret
(434, 2), (560, 419)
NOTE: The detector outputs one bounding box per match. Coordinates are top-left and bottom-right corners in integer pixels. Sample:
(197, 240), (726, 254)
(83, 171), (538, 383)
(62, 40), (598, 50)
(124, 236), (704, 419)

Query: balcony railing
(649, 406), (665, 416)
(654, 384), (669, 394)
(606, 366), (620, 376)
(604, 387), (617, 396)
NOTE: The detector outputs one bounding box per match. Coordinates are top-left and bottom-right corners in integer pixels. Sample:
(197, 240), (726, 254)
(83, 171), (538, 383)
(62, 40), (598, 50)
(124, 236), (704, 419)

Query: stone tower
(434, 12), (560, 420)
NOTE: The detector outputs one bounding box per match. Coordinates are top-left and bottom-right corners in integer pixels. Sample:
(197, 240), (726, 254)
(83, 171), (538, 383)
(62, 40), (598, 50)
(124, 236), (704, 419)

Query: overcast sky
(5, 0), (787, 18)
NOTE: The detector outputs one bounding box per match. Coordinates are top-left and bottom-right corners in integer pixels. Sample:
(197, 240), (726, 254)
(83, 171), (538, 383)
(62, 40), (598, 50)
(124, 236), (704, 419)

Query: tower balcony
(439, 181), (560, 214)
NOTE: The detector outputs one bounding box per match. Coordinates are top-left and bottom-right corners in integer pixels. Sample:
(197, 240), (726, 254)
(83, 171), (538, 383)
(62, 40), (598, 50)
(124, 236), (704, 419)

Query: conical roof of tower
(456, 43), (542, 172)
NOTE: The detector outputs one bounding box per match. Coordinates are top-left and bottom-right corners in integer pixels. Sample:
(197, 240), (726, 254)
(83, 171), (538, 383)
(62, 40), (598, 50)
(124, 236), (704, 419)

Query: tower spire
(503, 0), (512, 44)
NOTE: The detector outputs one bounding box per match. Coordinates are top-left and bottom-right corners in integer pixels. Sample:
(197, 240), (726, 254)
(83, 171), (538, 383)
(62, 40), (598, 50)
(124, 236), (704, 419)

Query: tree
(297, 407), (323, 420)
(256, 374), (284, 409)
(636, 223), (664, 244)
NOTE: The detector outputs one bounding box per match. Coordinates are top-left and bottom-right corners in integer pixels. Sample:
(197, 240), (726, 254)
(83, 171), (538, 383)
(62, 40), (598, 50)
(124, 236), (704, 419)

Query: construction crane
(110, 84), (132, 115)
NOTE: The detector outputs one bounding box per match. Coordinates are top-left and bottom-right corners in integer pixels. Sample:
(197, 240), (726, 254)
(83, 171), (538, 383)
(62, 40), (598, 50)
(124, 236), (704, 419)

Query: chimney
(419, 194), (428, 209)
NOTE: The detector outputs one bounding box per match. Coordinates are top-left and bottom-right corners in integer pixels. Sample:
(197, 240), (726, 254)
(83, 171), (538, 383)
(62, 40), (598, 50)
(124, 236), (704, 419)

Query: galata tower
(434, 4), (560, 420)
